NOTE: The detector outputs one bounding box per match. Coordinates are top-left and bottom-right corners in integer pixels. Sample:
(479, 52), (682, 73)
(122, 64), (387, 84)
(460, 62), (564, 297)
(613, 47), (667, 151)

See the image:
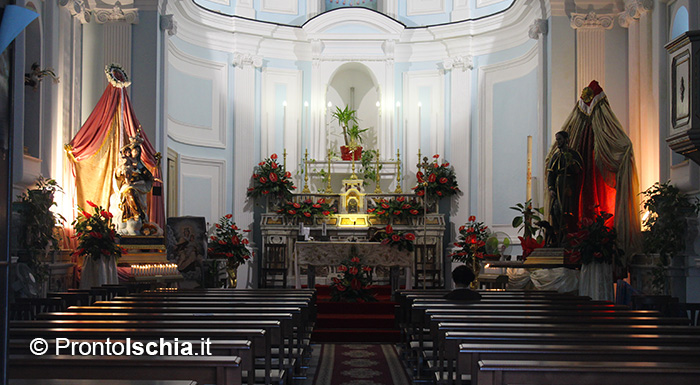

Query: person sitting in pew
(444, 265), (482, 301)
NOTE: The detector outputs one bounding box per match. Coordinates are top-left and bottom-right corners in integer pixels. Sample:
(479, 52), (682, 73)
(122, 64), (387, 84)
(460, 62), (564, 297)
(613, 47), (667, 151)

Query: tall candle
(526, 135), (532, 201)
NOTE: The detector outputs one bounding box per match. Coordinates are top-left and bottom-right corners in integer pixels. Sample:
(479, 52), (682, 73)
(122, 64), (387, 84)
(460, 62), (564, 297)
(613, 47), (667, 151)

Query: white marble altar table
(294, 241), (413, 291)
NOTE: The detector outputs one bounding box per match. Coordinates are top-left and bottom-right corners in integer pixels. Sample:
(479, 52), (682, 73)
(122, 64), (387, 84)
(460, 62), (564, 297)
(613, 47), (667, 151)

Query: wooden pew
(12, 318), (290, 382)
(461, 343), (700, 385)
(10, 380), (197, 385)
(9, 355), (241, 385)
(476, 360), (700, 385)
(9, 327), (269, 385)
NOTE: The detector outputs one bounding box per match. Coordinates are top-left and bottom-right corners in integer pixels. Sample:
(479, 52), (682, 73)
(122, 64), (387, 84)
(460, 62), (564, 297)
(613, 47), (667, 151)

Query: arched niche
(23, 1), (42, 158)
(670, 6), (690, 40)
(326, 62), (380, 154)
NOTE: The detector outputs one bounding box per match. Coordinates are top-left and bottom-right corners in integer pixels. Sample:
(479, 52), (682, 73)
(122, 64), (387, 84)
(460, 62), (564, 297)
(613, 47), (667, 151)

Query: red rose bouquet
(247, 153), (296, 201)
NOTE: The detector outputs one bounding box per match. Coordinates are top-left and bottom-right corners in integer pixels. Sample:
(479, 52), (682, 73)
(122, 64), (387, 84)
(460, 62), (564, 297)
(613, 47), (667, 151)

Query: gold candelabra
(394, 149), (402, 193)
(324, 149), (333, 193)
(373, 150), (382, 193)
(350, 145), (359, 180)
(417, 154), (431, 290)
(302, 149), (311, 193)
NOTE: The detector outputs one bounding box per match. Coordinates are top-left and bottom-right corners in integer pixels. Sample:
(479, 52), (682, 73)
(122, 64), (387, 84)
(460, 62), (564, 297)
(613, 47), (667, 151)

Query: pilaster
(446, 55), (472, 226)
(571, 12), (614, 91)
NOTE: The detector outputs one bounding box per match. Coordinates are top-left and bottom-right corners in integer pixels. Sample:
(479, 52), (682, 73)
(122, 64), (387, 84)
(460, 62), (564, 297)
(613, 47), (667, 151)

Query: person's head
(555, 131), (569, 149)
(452, 265), (475, 287)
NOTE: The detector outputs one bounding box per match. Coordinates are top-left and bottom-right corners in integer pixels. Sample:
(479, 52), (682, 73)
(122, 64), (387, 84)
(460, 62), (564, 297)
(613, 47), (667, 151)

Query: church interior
(2, 0), (700, 384)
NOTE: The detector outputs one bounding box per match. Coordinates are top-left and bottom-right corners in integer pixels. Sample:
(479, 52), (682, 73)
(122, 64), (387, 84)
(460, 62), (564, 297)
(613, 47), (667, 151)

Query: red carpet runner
(313, 344), (410, 385)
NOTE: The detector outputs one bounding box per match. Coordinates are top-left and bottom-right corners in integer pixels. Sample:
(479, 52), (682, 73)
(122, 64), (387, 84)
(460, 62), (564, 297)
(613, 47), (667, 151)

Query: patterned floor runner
(313, 344), (410, 385)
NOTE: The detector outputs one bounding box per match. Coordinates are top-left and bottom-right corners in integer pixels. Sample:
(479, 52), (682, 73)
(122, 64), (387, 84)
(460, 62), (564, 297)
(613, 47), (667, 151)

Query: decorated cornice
(443, 55), (473, 71)
(93, 2), (139, 24)
(528, 18), (548, 40)
(232, 52), (263, 68)
(570, 12), (615, 30)
(160, 14), (177, 36)
(59, 0), (92, 24)
(618, 0), (654, 28)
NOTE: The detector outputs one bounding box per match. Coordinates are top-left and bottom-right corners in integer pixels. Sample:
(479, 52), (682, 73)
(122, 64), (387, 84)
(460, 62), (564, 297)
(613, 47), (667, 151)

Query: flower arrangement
(413, 154), (460, 199)
(373, 224), (416, 252)
(278, 198), (335, 222)
(72, 201), (125, 260)
(449, 216), (490, 265)
(207, 214), (252, 266)
(247, 153), (296, 201)
(367, 196), (422, 221)
(330, 248), (377, 302)
(564, 211), (622, 264)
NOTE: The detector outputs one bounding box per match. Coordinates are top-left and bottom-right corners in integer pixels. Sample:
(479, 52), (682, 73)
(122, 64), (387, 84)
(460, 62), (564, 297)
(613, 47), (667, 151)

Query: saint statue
(112, 131), (155, 235)
(546, 130), (583, 246)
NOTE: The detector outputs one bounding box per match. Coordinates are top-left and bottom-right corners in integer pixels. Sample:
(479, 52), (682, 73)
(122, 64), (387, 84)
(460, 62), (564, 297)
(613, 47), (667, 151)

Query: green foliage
(359, 149), (382, 186)
(330, 246), (377, 302)
(510, 199), (544, 241)
(346, 124), (368, 145)
(207, 214), (251, 265)
(72, 201), (124, 261)
(17, 176), (65, 282)
(247, 153), (296, 201)
(331, 105), (358, 146)
(641, 181), (700, 265)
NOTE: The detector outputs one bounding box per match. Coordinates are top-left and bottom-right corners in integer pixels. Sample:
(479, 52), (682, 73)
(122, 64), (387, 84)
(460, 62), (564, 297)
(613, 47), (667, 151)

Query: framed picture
(166, 216), (207, 283)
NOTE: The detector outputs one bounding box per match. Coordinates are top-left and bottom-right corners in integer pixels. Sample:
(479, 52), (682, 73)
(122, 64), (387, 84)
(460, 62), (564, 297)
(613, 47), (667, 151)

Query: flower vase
(470, 257), (481, 289)
(579, 262), (613, 301)
(266, 195), (283, 213)
(80, 254), (118, 289)
(226, 261), (240, 288)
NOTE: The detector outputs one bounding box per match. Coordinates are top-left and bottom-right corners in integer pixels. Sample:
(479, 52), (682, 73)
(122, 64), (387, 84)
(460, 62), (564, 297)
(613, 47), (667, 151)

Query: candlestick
(394, 149), (403, 193)
(417, 102), (422, 153)
(526, 135), (532, 202)
(283, 148), (287, 171)
(302, 149), (311, 193)
(374, 150), (382, 193)
(325, 149), (333, 193)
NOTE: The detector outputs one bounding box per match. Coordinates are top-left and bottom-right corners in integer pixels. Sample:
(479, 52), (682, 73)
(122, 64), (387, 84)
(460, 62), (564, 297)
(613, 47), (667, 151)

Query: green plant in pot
(641, 181), (700, 292)
(15, 176), (65, 286)
(331, 105), (365, 160)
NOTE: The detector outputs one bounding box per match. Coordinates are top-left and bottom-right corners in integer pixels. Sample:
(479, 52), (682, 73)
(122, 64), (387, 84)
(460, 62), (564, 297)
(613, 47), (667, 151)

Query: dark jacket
(444, 288), (482, 301)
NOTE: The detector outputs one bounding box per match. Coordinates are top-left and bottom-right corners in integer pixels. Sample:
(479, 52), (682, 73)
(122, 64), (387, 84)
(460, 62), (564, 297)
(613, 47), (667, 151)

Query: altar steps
(311, 285), (401, 343)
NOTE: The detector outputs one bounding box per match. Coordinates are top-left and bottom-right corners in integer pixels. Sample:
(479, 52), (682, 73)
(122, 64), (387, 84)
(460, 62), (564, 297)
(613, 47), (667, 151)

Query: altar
(294, 241), (413, 291)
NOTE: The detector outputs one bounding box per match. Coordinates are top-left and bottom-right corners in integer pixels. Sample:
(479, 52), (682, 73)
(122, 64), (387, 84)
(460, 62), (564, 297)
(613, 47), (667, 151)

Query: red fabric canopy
(67, 84), (164, 228)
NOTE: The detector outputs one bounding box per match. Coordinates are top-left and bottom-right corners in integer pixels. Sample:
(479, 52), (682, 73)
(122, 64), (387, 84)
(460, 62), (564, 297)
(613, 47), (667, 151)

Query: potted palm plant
(331, 105), (366, 160)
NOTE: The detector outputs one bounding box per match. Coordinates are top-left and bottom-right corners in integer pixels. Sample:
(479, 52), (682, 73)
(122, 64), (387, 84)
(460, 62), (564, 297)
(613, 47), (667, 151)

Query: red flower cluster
(330, 249), (377, 303)
(247, 154), (296, 201)
(207, 214), (252, 266)
(367, 196), (422, 221)
(564, 211), (621, 265)
(412, 155), (460, 200)
(449, 216), (490, 265)
(72, 201), (126, 260)
(278, 198), (335, 221)
(373, 224), (416, 252)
